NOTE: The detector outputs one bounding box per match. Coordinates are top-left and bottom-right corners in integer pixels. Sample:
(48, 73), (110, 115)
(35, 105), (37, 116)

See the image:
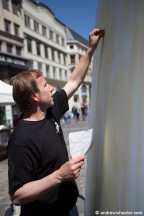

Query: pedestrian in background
(7, 29), (104, 216)
(63, 110), (71, 125)
(13, 114), (19, 128)
(72, 106), (77, 120)
(81, 104), (87, 121)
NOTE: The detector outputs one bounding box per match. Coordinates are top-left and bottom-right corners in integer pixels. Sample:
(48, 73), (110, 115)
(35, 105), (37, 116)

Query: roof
(28, 0), (65, 27)
(66, 27), (89, 46)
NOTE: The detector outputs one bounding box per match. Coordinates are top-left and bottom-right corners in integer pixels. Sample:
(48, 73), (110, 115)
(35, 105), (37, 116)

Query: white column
(30, 18), (34, 31)
(40, 44), (45, 58)
(32, 40), (37, 55)
(56, 68), (59, 80)
(60, 53), (64, 64)
(48, 47), (52, 61)
(85, 0), (144, 215)
(49, 65), (53, 78)
(23, 38), (28, 54)
(33, 60), (38, 69)
(2, 42), (7, 52)
(42, 63), (46, 77)
(75, 53), (79, 64)
(54, 50), (58, 63)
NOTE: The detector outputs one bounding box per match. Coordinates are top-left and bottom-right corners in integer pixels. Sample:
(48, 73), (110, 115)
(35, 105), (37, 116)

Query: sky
(39, 0), (98, 40)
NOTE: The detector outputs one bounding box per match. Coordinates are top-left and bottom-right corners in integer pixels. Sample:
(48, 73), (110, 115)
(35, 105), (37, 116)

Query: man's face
(35, 76), (54, 108)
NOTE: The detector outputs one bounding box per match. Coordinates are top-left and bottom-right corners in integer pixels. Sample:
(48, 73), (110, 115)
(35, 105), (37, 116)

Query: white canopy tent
(0, 80), (15, 106)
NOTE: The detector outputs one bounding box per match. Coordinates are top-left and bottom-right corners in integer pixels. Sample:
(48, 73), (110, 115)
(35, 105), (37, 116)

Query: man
(7, 29), (104, 216)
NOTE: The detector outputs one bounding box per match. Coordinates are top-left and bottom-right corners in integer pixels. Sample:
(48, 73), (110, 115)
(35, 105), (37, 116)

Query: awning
(0, 80), (15, 106)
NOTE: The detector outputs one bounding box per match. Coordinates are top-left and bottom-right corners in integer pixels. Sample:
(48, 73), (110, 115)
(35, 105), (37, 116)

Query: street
(0, 118), (89, 216)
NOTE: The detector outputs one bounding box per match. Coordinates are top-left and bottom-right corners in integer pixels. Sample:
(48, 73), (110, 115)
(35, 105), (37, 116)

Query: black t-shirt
(8, 89), (78, 215)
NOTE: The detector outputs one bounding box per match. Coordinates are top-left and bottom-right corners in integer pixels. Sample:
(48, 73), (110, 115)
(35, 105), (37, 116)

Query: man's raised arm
(63, 28), (104, 99)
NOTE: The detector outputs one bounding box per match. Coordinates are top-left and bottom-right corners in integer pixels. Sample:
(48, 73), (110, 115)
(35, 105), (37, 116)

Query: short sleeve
(52, 89), (69, 120)
(8, 145), (39, 194)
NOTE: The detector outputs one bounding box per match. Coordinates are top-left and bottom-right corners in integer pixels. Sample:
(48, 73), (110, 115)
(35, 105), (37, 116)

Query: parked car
(0, 125), (10, 159)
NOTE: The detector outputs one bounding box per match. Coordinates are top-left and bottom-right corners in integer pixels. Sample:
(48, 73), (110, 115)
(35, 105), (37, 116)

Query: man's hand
(58, 155), (85, 182)
(89, 28), (105, 51)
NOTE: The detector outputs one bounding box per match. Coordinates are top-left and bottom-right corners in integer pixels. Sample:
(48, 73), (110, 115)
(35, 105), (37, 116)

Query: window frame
(2, 0), (9, 10)
(4, 19), (11, 33)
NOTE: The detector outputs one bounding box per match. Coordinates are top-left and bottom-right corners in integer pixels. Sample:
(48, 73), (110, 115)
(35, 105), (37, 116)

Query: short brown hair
(10, 69), (42, 113)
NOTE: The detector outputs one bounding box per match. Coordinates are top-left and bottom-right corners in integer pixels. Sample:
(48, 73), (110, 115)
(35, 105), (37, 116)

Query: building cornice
(0, 30), (23, 43)
(26, 0), (66, 27)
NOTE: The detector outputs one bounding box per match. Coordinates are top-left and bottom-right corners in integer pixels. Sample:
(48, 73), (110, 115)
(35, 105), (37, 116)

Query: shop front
(0, 52), (32, 127)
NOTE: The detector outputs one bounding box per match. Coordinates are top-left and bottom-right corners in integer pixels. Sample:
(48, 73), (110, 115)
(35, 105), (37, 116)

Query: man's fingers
(70, 155), (85, 164)
(99, 30), (105, 37)
(68, 155), (85, 171)
(94, 29), (105, 37)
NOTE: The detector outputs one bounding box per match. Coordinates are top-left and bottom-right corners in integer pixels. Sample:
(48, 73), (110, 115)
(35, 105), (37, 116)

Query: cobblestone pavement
(0, 118), (89, 216)
(0, 158), (10, 216)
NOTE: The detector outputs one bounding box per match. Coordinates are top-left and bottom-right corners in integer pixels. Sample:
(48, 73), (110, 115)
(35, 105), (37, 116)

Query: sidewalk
(0, 158), (10, 216)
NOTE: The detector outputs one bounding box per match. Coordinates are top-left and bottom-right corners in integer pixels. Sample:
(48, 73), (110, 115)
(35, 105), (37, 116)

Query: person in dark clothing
(13, 114), (19, 128)
(81, 104), (87, 121)
(72, 106), (77, 120)
(7, 28), (104, 216)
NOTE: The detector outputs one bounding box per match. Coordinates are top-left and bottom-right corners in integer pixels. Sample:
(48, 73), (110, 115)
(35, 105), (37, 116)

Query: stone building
(23, 0), (68, 91)
(66, 27), (93, 109)
(0, 0), (31, 82)
(0, 0), (93, 125)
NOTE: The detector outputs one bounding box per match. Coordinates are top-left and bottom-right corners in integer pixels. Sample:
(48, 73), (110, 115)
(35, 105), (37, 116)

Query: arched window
(81, 84), (87, 93)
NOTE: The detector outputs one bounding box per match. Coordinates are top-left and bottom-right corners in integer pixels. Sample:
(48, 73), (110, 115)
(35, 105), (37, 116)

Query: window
(74, 95), (78, 102)
(58, 52), (61, 63)
(24, 15), (30, 28)
(42, 26), (46, 36)
(27, 37), (32, 53)
(4, 19), (11, 33)
(0, 41), (2, 51)
(46, 65), (50, 78)
(56, 34), (59, 44)
(7, 43), (13, 53)
(53, 67), (56, 79)
(38, 62), (42, 71)
(81, 84), (87, 93)
(51, 49), (55, 61)
(14, 23), (19, 36)
(70, 67), (75, 73)
(34, 21), (39, 33)
(70, 55), (75, 64)
(36, 41), (41, 56)
(64, 70), (67, 80)
(62, 38), (64, 46)
(70, 45), (73, 49)
(12, 0), (19, 15)
(64, 55), (66, 65)
(16, 46), (21, 56)
(45, 46), (48, 58)
(59, 69), (62, 80)
(2, 0), (9, 10)
(49, 30), (53, 41)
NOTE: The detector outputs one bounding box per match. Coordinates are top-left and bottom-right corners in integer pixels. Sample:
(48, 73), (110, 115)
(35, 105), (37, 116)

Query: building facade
(0, 0), (31, 126)
(0, 0), (93, 125)
(23, 0), (68, 90)
(66, 27), (93, 110)
(0, 0), (31, 82)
